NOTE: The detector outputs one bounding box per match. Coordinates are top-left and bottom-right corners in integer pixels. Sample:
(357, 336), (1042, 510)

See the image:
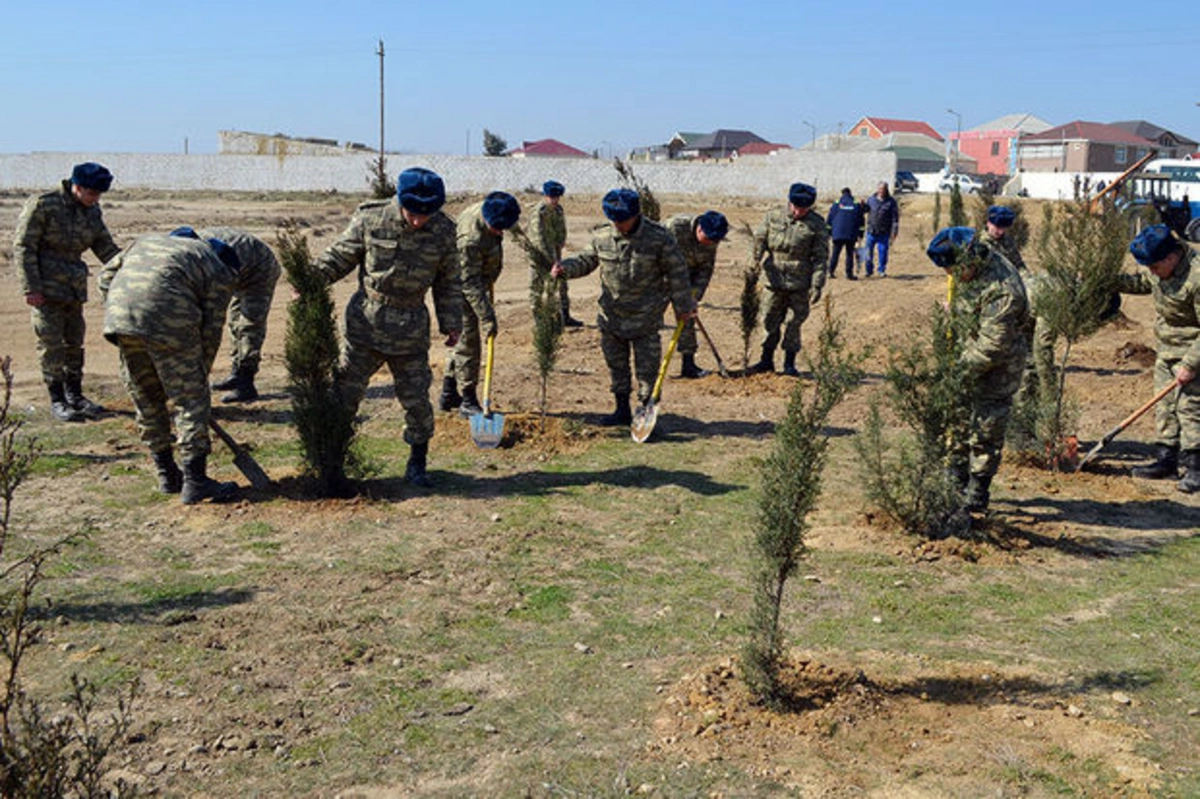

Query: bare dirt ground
(0, 188), (1196, 797)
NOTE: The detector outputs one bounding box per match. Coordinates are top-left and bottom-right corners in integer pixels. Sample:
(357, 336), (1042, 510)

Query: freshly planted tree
(739, 266), (761, 373)
(932, 190), (943, 234)
(509, 225), (564, 428)
(743, 300), (863, 707)
(366, 154), (395, 200)
(949, 182), (967, 227)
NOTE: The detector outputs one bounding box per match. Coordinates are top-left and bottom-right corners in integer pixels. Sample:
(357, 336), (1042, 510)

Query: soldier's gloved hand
(809, 287), (823, 304)
(482, 317), (498, 339)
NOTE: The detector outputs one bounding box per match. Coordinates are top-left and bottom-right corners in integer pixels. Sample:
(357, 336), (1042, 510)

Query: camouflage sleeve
(661, 235), (695, 316)
(432, 240), (463, 334)
(458, 229), (496, 325)
(961, 288), (1025, 376)
(91, 218), (121, 265)
(314, 213), (368, 284)
(692, 255), (715, 299)
(1116, 271), (1153, 295)
(558, 239), (601, 280)
(13, 197), (45, 295)
(547, 208), (567, 257)
(812, 222), (831, 293)
(97, 250), (125, 300)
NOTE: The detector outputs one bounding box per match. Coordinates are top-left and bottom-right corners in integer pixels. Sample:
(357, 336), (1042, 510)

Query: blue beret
(927, 226), (976, 268)
(542, 180), (565, 197)
(71, 162), (113, 192)
(207, 238), (242, 272)
(1130, 224), (1178, 266)
(169, 226), (199, 239)
(481, 191), (520, 230)
(602, 188), (640, 222)
(397, 167), (446, 215)
(987, 205), (1016, 228)
(696, 210), (729, 242)
(788, 182), (817, 208)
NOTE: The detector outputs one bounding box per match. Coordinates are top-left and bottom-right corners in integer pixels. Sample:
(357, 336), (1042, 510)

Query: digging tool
(209, 417), (272, 490)
(693, 314), (730, 378)
(470, 333), (505, 449)
(631, 318), (687, 444)
(1075, 382), (1177, 472)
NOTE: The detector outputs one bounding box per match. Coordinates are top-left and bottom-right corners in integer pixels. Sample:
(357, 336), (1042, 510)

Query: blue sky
(2, 0), (1197, 156)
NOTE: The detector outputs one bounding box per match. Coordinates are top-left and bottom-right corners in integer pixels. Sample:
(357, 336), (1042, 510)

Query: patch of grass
(511, 584), (572, 623)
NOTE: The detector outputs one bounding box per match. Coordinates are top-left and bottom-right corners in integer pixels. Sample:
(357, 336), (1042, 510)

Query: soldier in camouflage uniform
(314, 167), (462, 488)
(665, 210), (728, 378)
(99, 229), (241, 504)
(13, 162), (120, 422)
(927, 227), (1030, 512)
(748, 182), (830, 378)
(551, 189), (696, 426)
(526, 180), (582, 328)
(199, 227), (282, 403)
(439, 192), (520, 417)
(1119, 225), (1200, 492)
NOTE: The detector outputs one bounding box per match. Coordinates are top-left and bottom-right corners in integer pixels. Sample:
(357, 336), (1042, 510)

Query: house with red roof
(849, 117), (944, 142)
(508, 138), (591, 158)
(1016, 121), (1159, 173)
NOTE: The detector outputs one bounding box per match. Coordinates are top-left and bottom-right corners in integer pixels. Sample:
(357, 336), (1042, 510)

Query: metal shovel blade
(630, 401), (658, 443)
(470, 408), (505, 449)
(210, 417), (272, 490)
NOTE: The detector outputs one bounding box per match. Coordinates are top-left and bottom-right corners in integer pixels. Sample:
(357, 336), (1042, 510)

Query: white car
(938, 174), (981, 194)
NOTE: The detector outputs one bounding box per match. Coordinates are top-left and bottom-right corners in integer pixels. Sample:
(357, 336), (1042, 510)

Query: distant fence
(0, 150), (897, 202)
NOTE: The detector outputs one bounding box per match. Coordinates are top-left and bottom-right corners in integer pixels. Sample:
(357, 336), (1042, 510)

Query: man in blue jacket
(826, 187), (864, 279)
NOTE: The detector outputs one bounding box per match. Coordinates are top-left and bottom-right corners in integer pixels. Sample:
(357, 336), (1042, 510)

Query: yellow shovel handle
(482, 334), (495, 413)
(649, 317), (688, 404)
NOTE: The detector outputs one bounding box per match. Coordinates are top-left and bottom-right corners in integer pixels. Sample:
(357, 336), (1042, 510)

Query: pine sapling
(949, 182), (967, 227)
(612, 158), (660, 221)
(510, 225), (564, 429)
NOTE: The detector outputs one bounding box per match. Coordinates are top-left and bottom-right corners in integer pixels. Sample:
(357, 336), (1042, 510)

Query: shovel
(209, 417), (272, 490)
(693, 314), (730, 378)
(1075, 382), (1177, 472)
(470, 334), (505, 449)
(631, 318), (687, 444)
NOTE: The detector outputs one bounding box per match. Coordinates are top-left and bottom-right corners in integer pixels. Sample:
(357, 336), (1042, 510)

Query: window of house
(858, 127), (869, 136)
(1115, 146), (1127, 165)
(991, 141), (1000, 156)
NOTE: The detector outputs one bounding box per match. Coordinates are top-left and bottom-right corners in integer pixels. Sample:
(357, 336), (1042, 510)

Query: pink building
(948, 114), (1051, 176)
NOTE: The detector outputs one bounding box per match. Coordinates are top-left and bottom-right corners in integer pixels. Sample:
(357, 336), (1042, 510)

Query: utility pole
(377, 39), (385, 158)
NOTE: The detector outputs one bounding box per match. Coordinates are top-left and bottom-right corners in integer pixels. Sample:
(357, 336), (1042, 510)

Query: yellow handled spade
(631, 317), (687, 444)
(469, 334), (504, 449)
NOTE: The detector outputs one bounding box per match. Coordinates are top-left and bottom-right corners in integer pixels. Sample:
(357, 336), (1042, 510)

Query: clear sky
(2, 0), (1197, 157)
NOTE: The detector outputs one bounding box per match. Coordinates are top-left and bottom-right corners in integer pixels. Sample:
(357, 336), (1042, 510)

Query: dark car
(894, 171), (919, 193)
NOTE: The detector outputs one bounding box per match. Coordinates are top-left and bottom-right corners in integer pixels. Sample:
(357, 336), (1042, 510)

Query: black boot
(964, 474), (993, 512)
(48, 381), (83, 422)
(781, 350), (801, 378)
(152, 450), (183, 494)
(212, 369), (241, 391)
(679, 353), (707, 379)
(562, 312), (584, 328)
(599, 393), (632, 427)
(1178, 450), (1200, 493)
(438, 375), (462, 412)
(181, 455), (237, 505)
(459, 386), (483, 417)
(1132, 444), (1179, 479)
(748, 345), (775, 375)
(404, 441), (432, 487)
(220, 366), (258, 404)
(64, 377), (104, 418)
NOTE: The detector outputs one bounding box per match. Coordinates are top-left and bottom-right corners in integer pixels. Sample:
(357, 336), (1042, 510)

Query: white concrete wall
(0, 150), (896, 202)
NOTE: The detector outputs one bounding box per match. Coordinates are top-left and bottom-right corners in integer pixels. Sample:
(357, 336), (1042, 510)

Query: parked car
(938, 174), (981, 194)
(894, 171), (919, 193)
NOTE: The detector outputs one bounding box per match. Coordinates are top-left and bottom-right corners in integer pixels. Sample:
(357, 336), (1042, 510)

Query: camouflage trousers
(337, 338), (434, 445)
(949, 394), (1015, 481)
(225, 286), (276, 373)
(676, 287), (707, 356)
(529, 265), (571, 319)
(31, 299), (86, 384)
(116, 335), (213, 460)
(446, 295), (488, 393)
(1152, 356), (1200, 451)
(761, 288), (811, 354)
(600, 325), (661, 404)
(1015, 314), (1058, 407)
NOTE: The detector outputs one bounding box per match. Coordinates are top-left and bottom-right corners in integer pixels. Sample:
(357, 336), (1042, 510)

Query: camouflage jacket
(1117, 245), (1200, 370)
(199, 227), (281, 295)
(314, 199), (461, 356)
(13, 180), (120, 302)
(527, 200), (566, 264)
(456, 201), (504, 325)
(99, 233), (236, 367)
(666, 214), (717, 298)
(559, 216), (694, 337)
(751, 207), (830, 293)
(952, 249), (1030, 399)
(978, 227), (1027, 273)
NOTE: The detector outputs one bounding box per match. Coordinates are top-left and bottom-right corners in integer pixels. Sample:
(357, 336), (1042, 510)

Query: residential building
(947, 113), (1051, 176)
(806, 129), (972, 174)
(1110, 121), (1199, 160)
(1016, 121), (1159, 173)
(507, 138), (591, 158)
(849, 117), (944, 142)
(679, 129), (768, 160)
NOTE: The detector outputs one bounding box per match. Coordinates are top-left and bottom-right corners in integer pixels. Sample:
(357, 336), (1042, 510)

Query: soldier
(927, 226), (1029, 512)
(440, 191), (520, 417)
(526, 180), (582, 328)
(313, 167), (462, 488)
(99, 229), (241, 504)
(978, 205), (1027, 273)
(200, 227), (282, 403)
(1119, 225), (1200, 492)
(551, 189), (696, 426)
(748, 182), (830, 378)
(13, 162), (120, 422)
(665, 210), (728, 378)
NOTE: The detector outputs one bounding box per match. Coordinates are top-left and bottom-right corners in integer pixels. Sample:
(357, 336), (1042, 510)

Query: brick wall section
(0, 150), (896, 203)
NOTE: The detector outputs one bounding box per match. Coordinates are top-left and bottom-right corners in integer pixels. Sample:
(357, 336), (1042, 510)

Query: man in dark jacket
(826, 188), (863, 279)
(864, 182), (900, 277)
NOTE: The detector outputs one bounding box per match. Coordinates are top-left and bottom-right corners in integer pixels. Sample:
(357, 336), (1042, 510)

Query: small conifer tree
(932, 190), (943, 233)
(366, 155), (395, 199)
(277, 223), (357, 496)
(509, 225), (564, 428)
(949, 183), (967, 227)
(743, 300), (863, 707)
(612, 158), (660, 222)
(739, 266), (761, 373)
